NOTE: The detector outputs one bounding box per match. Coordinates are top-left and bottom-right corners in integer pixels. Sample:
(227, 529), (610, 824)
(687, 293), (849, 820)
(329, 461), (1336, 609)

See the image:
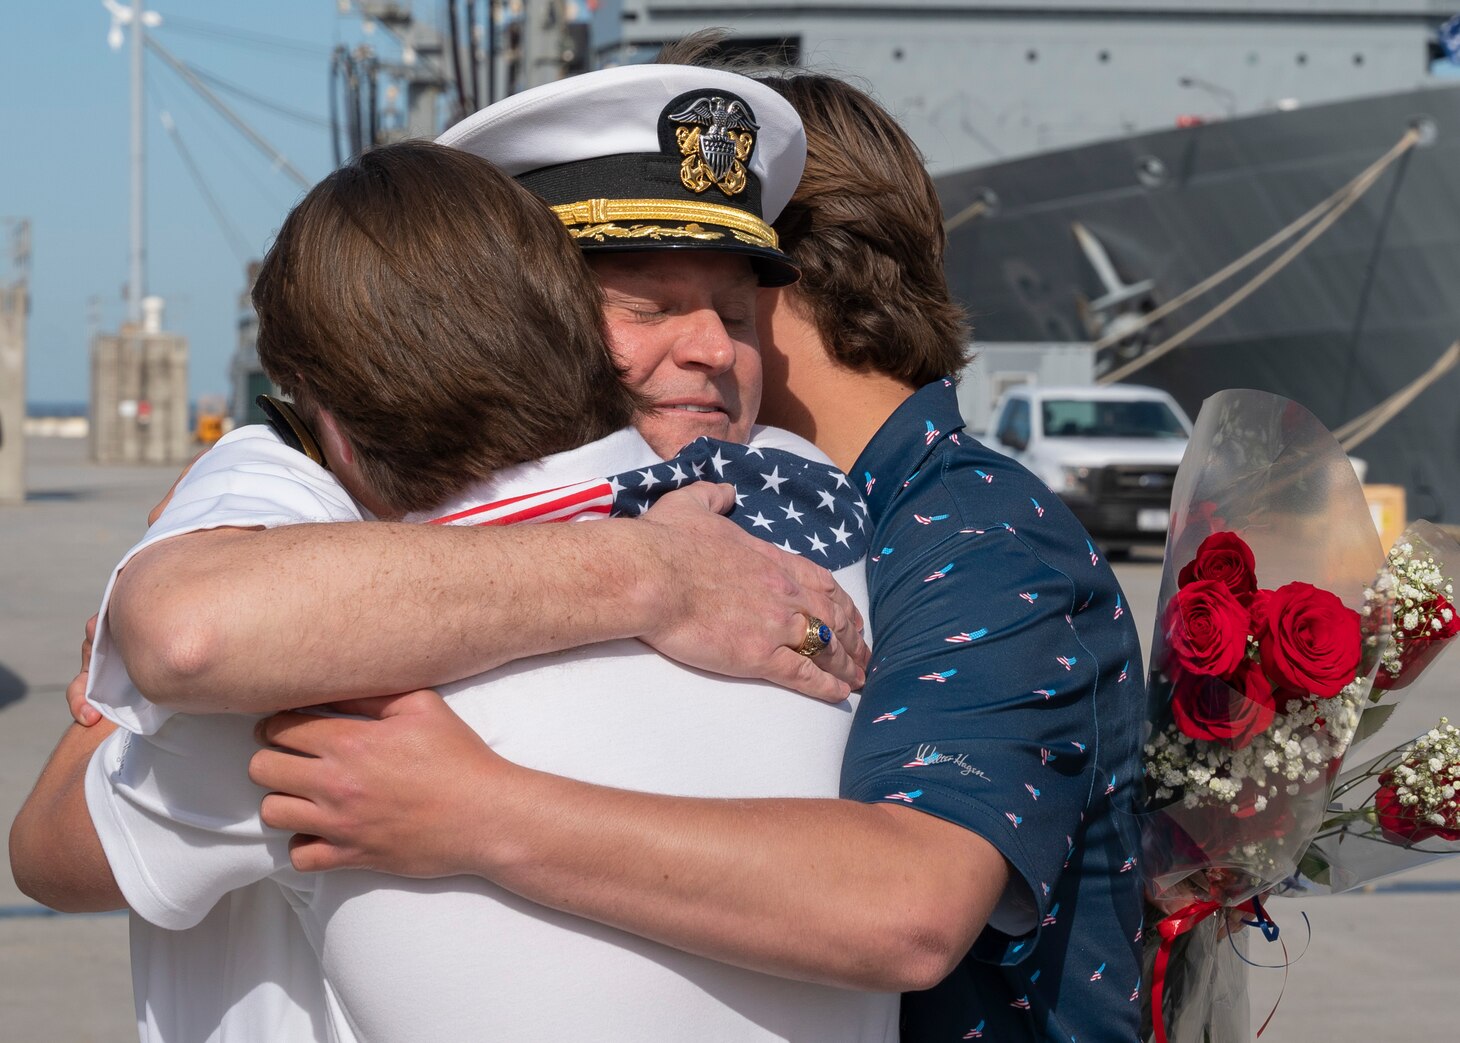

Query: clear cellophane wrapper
(1140, 390), (1390, 1042)
(1141, 914), (1251, 1043)
(1277, 522), (1460, 896)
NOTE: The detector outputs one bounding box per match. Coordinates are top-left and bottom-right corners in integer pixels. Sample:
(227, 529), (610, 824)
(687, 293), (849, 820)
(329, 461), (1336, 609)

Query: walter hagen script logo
(668, 95), (757, 196)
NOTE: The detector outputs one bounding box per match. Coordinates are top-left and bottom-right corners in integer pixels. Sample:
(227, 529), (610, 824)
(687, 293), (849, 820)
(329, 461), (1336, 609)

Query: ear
(312, 408), (356, 470)
(310, 410), (402, 520)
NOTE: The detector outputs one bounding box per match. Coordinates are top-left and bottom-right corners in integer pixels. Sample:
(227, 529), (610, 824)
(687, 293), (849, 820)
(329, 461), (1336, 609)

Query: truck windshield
(1041, 399), (1186, 439)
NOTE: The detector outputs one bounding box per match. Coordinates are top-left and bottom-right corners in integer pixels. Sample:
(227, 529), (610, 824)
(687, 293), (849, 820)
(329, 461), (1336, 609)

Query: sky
(7, 3), (1459, 407)
(5, 1), (400, 405)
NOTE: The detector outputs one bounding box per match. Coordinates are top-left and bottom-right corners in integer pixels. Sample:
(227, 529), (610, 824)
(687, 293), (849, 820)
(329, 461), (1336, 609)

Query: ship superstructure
(595, 1), (1460, 520)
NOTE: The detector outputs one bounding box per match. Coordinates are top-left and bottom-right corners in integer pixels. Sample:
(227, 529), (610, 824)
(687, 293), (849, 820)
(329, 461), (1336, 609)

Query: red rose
(1374, 781), (1460, 844)
(1377, 594), (1460, 691)
(1169, 664), (1277, 748)
(1255, 582), (1362, 698)
(1178, 531), (1258, 600)
(1165, 580), (1251, 678)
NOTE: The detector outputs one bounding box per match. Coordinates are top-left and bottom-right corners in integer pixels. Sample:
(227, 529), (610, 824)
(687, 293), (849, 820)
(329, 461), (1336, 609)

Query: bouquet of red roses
(1138, 390), (1392, 1043)
(1374, 522), (1460, 691)
(1279, 521), (1460, 896)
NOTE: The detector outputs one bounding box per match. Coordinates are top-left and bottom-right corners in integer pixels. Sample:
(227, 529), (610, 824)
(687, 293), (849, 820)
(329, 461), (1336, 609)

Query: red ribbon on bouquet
(1150, 896), (1282, 1043)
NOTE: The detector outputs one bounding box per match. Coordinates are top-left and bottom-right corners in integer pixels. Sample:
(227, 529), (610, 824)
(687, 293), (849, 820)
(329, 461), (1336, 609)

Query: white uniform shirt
(86, 424), (896, 1043)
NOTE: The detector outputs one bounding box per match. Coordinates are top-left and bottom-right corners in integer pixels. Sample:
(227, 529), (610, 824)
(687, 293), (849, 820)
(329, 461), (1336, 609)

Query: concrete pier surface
(2, 436), (1455, 1041)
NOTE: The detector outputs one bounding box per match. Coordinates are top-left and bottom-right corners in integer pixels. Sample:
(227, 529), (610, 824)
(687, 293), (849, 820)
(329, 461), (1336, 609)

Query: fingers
(69, 614), (102, 725)
(743, 538), (866, 656)
(67, 670), (100, 726)
(289, 834), (355, 874)
(254, 711), (352, 756)
(323, 689), (443, 720)
(260, 792), (325, 835)
(800, 630), (864, 694)
(763, 646), (850, 704)
(82, 614), (97, 672)
(249, 746), (325, 794)
(794, 588), (869, 680)
(651, 481), (736, 517)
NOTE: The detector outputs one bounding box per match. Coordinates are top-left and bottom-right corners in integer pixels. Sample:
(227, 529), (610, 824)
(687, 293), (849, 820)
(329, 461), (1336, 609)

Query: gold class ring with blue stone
(796, 616), (834, 659)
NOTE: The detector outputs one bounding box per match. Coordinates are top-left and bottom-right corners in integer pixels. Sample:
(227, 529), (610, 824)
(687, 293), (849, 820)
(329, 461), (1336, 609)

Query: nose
(671, 309), (736, 376)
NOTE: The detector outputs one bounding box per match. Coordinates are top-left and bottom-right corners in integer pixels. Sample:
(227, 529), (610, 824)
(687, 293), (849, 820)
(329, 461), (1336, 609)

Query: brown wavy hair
(756, 72), (971, 385)
(253, 142), (641, 514)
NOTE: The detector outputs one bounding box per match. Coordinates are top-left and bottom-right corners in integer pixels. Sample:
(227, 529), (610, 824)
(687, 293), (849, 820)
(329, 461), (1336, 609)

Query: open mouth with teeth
(671, 404), (720, 413)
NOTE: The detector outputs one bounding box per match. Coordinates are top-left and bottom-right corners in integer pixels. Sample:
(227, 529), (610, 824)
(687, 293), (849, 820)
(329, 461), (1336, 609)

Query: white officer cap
(437, 64), (806, 285)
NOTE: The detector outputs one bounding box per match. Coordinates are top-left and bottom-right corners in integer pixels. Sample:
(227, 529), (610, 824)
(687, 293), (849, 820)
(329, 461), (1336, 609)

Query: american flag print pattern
(885, 789), (922, 803)
(872, 706), (907, 723)
(432, 439), (868, 571)
(946, 628), (988, 643)
(839, 380), (1145, 1040)
(429, 478), (615, 527)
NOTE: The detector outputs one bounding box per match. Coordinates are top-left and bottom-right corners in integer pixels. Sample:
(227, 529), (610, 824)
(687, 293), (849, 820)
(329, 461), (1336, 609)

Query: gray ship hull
(939, 83), (1460, 521)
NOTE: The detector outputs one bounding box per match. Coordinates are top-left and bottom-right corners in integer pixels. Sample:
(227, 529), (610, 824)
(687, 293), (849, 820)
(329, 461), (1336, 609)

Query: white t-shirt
(87, 424), (896, 1043)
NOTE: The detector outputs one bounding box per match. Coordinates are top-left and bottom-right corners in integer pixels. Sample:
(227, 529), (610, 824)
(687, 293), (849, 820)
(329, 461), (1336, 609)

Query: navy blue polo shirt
(843, 379), (1145, 1042)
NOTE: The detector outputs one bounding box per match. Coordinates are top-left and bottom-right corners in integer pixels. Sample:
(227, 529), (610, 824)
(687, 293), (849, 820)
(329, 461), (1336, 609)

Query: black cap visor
(571, 235), (799, 287)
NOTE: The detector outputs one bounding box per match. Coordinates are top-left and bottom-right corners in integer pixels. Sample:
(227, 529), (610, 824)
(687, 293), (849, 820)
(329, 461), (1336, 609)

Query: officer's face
(588, 252), (763, 458)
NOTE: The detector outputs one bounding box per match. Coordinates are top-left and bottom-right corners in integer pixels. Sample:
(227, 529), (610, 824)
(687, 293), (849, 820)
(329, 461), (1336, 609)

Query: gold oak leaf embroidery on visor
(551, 199), (779, 249)
(568, 223), (724, 243)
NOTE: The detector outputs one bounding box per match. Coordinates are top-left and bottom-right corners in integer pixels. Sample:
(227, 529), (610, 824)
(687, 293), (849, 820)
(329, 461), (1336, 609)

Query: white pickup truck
(985, 384), (1192, 553)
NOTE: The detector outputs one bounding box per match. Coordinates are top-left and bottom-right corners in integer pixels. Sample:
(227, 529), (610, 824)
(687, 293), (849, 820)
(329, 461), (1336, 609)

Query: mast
(128, 0), (144, 327)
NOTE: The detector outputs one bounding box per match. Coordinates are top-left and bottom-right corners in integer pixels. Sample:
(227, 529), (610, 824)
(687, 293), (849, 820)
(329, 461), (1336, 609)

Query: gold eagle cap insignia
(666, 95), (757, 197)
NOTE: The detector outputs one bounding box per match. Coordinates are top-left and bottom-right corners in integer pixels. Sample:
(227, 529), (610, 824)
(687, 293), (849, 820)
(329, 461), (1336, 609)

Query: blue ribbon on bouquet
(1151, 895), (1296, 1043)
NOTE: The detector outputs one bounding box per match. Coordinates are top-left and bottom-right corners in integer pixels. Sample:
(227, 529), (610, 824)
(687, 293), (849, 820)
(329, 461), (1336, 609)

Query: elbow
(9, 810), (122, 915)
(110, 567), (224, 707)
(9, 811), (68, 912)
(128, 619), (222, 708)
(8, 813), (43, 905)
(870, 917), (970, 993)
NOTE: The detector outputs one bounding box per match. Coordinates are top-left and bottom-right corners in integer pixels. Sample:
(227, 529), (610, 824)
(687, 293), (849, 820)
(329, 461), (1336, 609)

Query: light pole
(104, 0), (161, 325)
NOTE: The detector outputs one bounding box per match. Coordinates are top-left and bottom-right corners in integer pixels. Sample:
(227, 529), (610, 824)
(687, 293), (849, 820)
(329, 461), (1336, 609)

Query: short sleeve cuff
(845, 773), (1052, 964)
(85, 731), (207, 930)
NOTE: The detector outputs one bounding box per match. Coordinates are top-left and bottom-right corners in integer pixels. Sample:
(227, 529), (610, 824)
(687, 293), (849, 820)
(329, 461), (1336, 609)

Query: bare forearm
(10, 723), (125, 912)
(111, 521), (658, 711)
(473, 769), (1006, 992)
